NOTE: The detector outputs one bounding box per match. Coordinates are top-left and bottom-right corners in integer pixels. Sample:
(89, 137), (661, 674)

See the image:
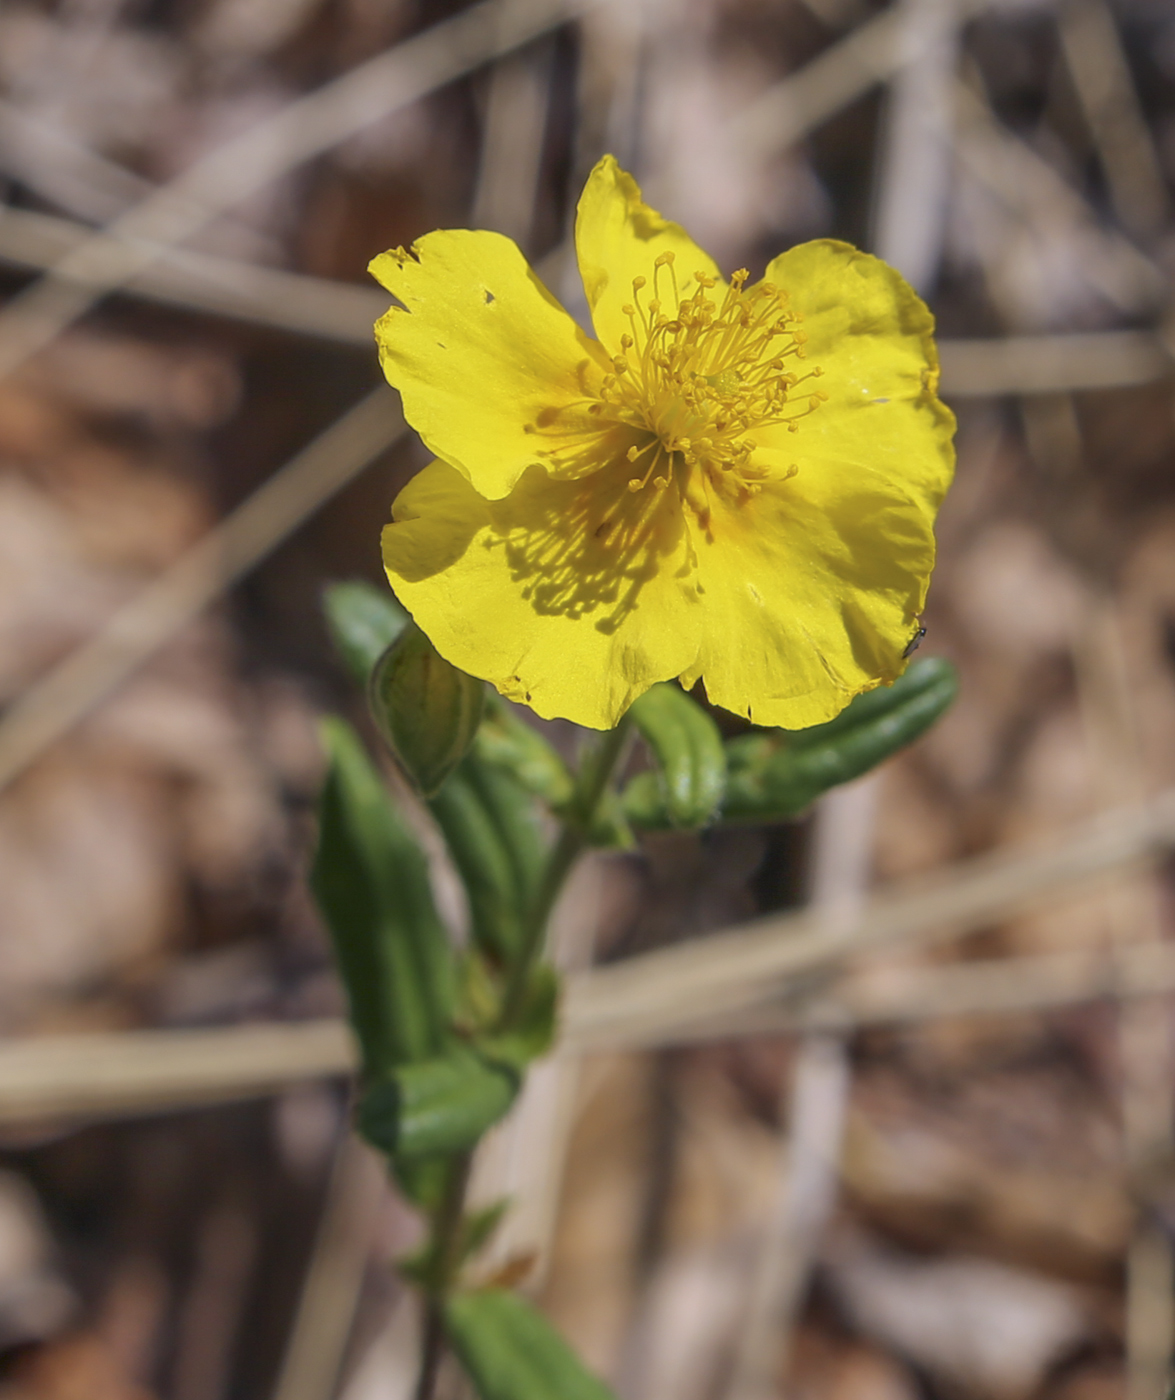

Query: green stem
(412, 718), (632, 1400)
(414, 1151), (473, 1400)
(497, 718), (631, 1028)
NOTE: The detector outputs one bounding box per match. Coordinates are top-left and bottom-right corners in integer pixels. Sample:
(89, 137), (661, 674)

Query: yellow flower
(370, 156), (954, 731)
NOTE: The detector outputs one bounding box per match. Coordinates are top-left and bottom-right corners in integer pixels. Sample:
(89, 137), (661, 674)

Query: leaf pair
(622, 658), (958, 830)
(314, 586), (564, 1187)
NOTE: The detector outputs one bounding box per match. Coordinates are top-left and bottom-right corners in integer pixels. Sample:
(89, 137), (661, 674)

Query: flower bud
(368, 623), (485, 797)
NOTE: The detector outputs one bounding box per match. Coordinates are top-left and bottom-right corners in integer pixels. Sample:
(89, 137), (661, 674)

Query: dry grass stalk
(1056, 0), (1170, 241)
(0, 204), (387, 344)
(7, 881), (1175, 1128)
(271, 1136), (389, 1400)
(938, 332), (1172, 396)
(0, 390), (405, 793)
(727, 781), (877, 1400)
(0, 0), (599, 385)
(952, 72), (1165, 318)
(563, 789), (1175, 1050)
(1072, 597), (1175, 1400)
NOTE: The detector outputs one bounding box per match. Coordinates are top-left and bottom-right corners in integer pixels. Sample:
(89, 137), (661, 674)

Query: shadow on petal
(487, 462), (689, 634)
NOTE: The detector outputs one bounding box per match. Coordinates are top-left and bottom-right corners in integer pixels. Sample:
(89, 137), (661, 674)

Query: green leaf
(358, 1047), (518, 1159)
(430, 755), (547, 967)
(311, 718), (452, 1076)
(622, 658), (958, 829)
(474, 695), (574, 809)
(369, 624), (485, 797)
(475, 963), (559, 1073)
(723, 657), (959, 824)
(445, 1290), (618, 1400)
(627, 683), (726, 828)
(322, 580), (408, 688)
(392, 1157), (453, 1213)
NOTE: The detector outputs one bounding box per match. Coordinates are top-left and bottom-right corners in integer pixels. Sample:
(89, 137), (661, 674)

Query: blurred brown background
(1, 0), (1175, 1397)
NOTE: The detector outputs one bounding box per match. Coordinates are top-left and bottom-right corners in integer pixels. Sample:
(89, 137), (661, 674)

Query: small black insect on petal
(902, 623), (927, 659)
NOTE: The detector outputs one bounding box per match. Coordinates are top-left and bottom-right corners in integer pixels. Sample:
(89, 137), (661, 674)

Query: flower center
(590, 254), (827, 501)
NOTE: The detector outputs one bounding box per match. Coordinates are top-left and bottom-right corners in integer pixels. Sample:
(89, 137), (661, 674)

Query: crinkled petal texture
(677, 465), (939, 728)
(383, 459), (703, 729)
(370, 231), (607, 500)
(575, 154), (720, 356)
(758, 239), (954, 520)
(675, 239), (955, 728)
(377, 163), (954, 730)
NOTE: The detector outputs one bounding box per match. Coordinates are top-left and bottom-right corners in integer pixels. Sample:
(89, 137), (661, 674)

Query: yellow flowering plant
(372, 154), (954, 732)
(309, 157), (958, 1400)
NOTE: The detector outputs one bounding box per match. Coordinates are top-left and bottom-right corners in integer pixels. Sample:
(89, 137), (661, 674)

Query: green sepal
(445, 1289), (618, 1400)
(430, 755), (546, 966)
(627, 683), (726, 828)
(311, 718), (452, 1076)
(322, 580), (408, 688)
(475, 695), (574, 808)
(723, 656), (959, 823)
(369, 623), (486, 797)
(358, 1046), (519, 1159)
(475, 963), (559, 1073)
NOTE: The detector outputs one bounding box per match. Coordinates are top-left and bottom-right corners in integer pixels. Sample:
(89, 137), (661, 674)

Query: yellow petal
(678, 459), (937, 729)
(757, 239), (955, 515)
(575, 155), (722, 357)
(370, 230), (608, 501)
(383, 459), (703, 729)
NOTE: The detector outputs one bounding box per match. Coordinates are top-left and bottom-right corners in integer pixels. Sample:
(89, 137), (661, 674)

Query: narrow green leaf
(722, 657), (959, 823)
(322, 580), (409, 688)
(358, 1047), (518, 1158)
(430, 754), (547, 966)
(311, 718), (452, 1076)
(446, 1290), (618, 1400)
(460, 1200), (511, 1262)
(628, 684), (726, 828)
(369, 624), (485, 797)
(623, 658), (958, 829)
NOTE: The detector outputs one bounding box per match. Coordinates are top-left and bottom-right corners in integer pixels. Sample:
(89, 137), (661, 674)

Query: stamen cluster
(590, 254), (828, 499)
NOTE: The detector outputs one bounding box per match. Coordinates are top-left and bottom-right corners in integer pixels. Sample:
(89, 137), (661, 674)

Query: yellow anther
(621, 334), (634, 349)
(622, 304), (635, 316)
(633, 276), (647, 290)
(731, 268), (749, 286)
(627, 478), (643, 492)
(612, 355), (629, 373)
(654, 251), (676, 268)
